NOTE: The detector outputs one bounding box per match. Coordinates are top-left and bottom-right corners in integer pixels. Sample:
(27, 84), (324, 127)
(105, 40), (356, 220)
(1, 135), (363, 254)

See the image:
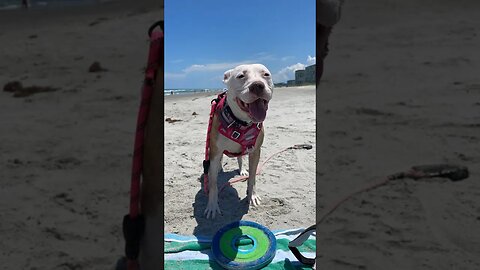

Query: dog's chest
(217, 135), (242, 154)
(208, 92), (262, 157)
(218, 119), (262, 156)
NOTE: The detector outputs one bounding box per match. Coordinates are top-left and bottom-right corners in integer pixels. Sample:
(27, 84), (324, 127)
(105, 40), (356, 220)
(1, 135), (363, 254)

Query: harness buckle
(231, 131), (241, 139)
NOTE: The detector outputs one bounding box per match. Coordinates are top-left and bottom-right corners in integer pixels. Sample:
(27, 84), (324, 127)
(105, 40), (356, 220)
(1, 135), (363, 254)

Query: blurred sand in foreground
(317, 0), (480, 269)
(0, 1), (161, 268)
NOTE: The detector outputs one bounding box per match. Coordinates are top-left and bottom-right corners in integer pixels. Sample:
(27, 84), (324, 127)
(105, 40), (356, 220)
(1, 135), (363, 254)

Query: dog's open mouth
(236, 97), (269, 122)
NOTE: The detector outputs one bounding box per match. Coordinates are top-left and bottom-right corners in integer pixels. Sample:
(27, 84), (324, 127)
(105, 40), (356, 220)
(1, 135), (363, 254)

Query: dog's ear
(223, 69), (233, 84)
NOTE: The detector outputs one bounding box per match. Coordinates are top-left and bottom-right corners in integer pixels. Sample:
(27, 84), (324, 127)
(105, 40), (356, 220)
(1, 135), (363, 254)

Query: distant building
(305, 64), (315, 83)
(277, 64), (316, 87)
(295, 70), (306, 85)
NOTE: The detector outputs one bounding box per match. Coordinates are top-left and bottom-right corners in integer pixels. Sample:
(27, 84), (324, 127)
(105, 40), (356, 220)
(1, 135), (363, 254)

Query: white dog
(204, 63), (274, 219)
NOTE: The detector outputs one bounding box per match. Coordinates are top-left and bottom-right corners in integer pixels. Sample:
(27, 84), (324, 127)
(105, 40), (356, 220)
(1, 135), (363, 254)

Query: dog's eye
(236, 74), (245, 79)
(264, 73), (270, 77)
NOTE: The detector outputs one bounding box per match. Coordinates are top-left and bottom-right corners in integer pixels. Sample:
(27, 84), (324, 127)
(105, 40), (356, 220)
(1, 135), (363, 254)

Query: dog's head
(223, 63), (274, 123)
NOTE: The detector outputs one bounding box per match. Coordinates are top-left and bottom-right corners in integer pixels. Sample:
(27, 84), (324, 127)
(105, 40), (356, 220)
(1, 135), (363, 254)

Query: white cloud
(165, 72), (186, 79)
(281, 56), (294, 61)
(273, 63), (305, 82)
(170, 59), (184, 64)
(182, 61), (254, 73)
(166, 61), (252, 81)
(167, 54), (316, 85)
(254, 52), (270, 58)
(253, 52), (276, 61)
(272, 55), (316, 83)
(306, 55), (316, 65)
(169, 51), (281, 78)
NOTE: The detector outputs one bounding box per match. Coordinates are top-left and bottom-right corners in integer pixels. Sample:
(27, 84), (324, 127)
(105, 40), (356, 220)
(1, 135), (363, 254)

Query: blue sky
(165, 0), (315, 89)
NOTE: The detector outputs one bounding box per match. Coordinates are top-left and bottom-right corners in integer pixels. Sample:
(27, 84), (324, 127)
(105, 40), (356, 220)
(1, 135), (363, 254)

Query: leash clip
(408, 164), (469, 181)
(291, 144), (313, 150)
(246, 145), (255, 153)
(148, 20), (163, 37)
(203, 160), (210, 174)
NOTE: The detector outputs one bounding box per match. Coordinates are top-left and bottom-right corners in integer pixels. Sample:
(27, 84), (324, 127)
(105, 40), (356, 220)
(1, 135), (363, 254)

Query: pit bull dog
(204, 63), (274, 219)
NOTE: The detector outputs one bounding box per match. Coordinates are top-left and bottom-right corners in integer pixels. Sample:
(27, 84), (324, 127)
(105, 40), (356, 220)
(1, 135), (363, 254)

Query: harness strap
(221, 99), (250, 127)
(123, 21), (163, 270)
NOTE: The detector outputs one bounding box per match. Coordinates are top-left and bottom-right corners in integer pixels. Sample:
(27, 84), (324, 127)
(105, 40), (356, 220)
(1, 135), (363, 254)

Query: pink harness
(216, 93), (262, 156)
(203, 92), (262, 193)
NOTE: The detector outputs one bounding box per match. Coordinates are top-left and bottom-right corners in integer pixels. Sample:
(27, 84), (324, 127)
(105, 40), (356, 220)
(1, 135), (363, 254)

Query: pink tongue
(248, 99), (268, 122)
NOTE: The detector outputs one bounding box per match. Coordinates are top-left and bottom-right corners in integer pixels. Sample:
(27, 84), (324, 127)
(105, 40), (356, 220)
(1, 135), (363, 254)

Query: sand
(164, 86), (316, 236)
(317, 0), (480, 269)
(0, 1), (161, 269)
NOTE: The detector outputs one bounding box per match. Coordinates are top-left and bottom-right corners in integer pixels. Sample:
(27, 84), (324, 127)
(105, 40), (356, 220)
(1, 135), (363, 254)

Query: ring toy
(211, 220), (276, 270)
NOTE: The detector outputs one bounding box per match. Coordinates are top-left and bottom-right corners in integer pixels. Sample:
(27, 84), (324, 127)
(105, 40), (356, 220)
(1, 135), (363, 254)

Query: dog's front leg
(219, 155), (224, 172)
(204, 153), (222, 219)
(246, 147), (262, 206)
(237, 156), (248, 176)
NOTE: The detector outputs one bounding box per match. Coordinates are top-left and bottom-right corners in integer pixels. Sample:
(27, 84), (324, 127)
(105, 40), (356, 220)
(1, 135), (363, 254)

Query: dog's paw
(239, 169), (248, 176)
(204, 202), (221, 219)
(248, 194), (262, 207)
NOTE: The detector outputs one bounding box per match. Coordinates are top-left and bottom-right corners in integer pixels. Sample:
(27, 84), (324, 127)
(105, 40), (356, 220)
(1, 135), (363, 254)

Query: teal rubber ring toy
(211, 220), (276, 270)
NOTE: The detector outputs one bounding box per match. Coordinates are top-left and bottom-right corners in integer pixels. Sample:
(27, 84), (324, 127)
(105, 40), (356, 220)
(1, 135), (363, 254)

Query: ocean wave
(164, 88), (223, 95)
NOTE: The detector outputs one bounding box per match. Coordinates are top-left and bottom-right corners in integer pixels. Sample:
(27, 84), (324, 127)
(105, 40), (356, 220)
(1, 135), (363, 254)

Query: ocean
(164, 88), (224, 96)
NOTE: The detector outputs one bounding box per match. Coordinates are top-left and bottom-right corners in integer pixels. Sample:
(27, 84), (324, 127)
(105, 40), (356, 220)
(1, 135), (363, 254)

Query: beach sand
(164, 86), (316, 236)
(0, 1), (161, 269)
(317, 0), (480, 269)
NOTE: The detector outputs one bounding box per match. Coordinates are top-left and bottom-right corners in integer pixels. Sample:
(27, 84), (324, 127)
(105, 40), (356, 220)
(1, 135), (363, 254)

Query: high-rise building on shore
(274, 64), (316, 87)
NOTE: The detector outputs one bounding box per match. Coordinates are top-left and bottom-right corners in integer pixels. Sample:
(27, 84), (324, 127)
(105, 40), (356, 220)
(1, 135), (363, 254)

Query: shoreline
(163, 85), (316, 102)
(164, 85), (314, 98)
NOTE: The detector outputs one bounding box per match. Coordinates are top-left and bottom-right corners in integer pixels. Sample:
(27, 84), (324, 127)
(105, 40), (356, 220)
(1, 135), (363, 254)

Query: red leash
(129, 28), (163, 219)
(122, 22), (163, 270)
(317, 164), (469, 225)
(203, 95), (220, 194)
(288, 165), (469, 266)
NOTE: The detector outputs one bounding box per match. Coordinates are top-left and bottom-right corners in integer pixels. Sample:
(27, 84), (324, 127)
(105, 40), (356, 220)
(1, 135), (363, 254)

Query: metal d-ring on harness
(120, 21), (163, 270)
(288, 164), (470, 267)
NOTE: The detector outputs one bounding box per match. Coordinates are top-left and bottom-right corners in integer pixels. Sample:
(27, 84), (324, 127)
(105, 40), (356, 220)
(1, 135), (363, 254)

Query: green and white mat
(165, 228), (316, 269)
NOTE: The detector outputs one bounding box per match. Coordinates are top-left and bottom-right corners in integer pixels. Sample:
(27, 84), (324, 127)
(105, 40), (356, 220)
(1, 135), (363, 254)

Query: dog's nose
(249, 81), (265, 95)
